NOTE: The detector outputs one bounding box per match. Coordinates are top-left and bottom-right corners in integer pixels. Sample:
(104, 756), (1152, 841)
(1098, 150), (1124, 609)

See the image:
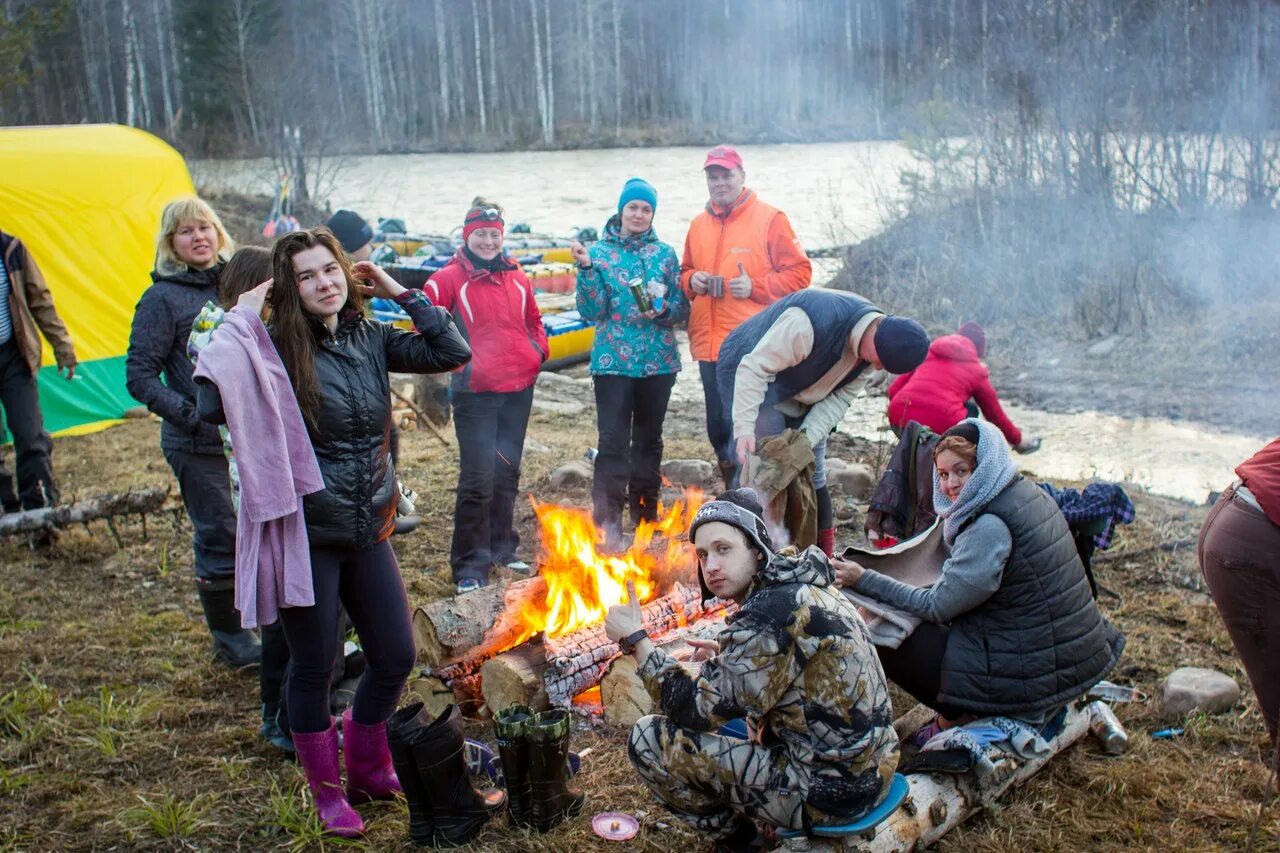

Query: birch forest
(1, 0), (1277, 157)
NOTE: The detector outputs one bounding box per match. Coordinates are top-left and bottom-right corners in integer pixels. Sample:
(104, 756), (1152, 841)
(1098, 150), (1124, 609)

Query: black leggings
(875, 622), (971, 721)
(592, 374), (677, 528)
(279, 539), (416, 733)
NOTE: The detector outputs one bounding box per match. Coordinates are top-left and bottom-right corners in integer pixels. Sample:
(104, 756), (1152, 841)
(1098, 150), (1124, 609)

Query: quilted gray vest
(938, 477), (1125, 715)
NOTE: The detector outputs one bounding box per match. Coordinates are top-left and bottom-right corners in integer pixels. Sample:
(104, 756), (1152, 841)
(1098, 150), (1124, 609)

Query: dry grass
(2, 396), (1277, 851)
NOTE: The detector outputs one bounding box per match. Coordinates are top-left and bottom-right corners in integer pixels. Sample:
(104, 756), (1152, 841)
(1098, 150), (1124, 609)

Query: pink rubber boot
(292, 722), (365, 838)
(342, 707), (402, 804)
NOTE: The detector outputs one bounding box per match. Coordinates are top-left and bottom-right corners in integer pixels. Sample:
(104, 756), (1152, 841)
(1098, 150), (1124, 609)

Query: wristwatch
(617, 628), (648, 655)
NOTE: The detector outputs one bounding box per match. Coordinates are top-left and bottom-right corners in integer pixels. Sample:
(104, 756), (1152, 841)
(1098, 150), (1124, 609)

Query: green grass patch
(118, 791), (213, 841)
(0, 672), (58, 749)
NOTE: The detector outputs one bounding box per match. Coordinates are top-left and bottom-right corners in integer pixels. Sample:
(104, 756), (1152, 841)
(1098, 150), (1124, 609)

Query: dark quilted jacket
(297, 293), (470, 548)
(126, 265), (227, 454)
(938, 476), (1125, 715)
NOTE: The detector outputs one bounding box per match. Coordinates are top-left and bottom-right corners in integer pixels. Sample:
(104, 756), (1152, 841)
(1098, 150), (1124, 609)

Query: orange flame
(518, 488), (705, 639)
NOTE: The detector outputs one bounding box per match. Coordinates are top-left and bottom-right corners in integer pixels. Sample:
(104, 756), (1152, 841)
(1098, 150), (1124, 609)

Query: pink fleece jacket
(192, 306), (325, 628)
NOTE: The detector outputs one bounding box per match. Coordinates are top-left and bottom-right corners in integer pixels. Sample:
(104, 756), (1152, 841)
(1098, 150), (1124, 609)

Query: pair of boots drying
(493, 704), (586, 833)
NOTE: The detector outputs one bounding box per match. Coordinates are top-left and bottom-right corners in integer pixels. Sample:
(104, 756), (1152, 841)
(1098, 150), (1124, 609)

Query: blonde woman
(126, 197), (260, 667)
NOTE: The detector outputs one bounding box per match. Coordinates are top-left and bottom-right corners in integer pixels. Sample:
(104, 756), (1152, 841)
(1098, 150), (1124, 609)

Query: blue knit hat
(617, 177), (658, 214)
(873, 315), (930, 374)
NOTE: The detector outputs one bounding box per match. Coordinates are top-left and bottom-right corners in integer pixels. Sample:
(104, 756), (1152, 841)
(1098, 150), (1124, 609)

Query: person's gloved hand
(1014, 436), (1043, 454)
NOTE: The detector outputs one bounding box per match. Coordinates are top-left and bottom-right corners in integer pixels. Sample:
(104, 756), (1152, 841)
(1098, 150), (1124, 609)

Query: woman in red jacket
(887, 321), (1040, 453)
(426, 199), (549, 593)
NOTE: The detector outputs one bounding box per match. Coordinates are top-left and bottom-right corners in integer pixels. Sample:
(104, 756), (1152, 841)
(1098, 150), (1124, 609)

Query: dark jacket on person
(715, 289), (880, 423)
(199, 291), (470, 548)
(941, 477), (1125, 715)
(288, 292), (469, 549)
(126, 265), (226, 454)
(0, 233), (77, 375)
(865, 421), (940, 541)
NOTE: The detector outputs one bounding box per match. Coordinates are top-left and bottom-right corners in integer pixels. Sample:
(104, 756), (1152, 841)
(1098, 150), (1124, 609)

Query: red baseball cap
(703, 145), (744, 171)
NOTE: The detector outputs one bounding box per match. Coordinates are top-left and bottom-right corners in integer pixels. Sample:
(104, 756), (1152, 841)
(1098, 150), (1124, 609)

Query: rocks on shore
(825, 457), (876, 500)
(661, 459), (715, 488)
(1159, 667), (1241, 719)
(549, 460), (593, 489)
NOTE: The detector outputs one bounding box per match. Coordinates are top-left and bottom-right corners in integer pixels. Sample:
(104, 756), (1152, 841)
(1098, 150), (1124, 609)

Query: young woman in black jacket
(201, 227), (484, 837)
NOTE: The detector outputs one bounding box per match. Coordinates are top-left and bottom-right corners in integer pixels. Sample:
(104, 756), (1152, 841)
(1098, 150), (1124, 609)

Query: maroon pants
(1198, 486), (1280, 744)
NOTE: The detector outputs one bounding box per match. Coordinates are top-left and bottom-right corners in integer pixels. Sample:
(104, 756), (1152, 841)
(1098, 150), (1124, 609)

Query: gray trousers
(162, 448), (236, 582)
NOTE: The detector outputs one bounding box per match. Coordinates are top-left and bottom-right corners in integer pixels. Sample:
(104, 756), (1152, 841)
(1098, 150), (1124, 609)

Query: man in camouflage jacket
(605, 489), (900, 849)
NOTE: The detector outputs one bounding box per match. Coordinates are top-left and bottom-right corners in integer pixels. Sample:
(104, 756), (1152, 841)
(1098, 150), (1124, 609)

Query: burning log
(412, 576), (547, 667)
(0, 487), (168, 537)
(600, 614), (729, 727)
(479, 584), (731, 713)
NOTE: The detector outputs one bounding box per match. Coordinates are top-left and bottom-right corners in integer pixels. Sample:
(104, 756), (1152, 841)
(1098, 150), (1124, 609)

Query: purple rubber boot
(342, 707), (402, 804)
(292, 722), (365, 838)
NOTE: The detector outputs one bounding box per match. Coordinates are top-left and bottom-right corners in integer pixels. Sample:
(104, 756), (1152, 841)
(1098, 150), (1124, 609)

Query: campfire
(411, 488), (736, 724)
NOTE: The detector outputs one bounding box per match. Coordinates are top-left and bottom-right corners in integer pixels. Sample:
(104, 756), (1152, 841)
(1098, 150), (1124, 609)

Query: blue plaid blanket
(1039, 482), (1136, 549)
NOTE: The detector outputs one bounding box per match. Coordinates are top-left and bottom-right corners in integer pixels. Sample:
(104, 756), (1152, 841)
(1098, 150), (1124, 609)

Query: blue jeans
(698, 361), (734, 466)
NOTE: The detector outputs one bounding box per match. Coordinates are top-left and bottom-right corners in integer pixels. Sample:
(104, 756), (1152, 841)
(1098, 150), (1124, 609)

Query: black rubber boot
(195, 583), (261, 668)
(528, 708), (586, 833)
(713, 819), (766, 852)
(493, 704), (534, 828)
(411, 704), (506, 846)
(387, 702), (434, 846)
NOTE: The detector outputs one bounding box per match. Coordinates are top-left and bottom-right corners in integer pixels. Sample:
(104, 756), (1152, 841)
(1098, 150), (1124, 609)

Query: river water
(194, 143), (1271, 504)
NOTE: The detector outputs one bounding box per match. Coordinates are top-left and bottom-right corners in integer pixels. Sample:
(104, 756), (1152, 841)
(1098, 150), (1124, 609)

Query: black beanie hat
(327, 209), (374, 255)
(873, 315), (930, 374)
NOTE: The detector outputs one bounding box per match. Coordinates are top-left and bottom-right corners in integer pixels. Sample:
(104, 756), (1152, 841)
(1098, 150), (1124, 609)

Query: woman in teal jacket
(570, 178), (688, 549)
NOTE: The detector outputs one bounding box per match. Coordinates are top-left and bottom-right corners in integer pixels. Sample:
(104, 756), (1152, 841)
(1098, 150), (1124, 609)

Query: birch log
(599, 615), (728, 726)
(778, 703), (1092, 852)
(413, 576), (547, 667)
(480, 587), (732, 713)
(0, 487), (168, 535)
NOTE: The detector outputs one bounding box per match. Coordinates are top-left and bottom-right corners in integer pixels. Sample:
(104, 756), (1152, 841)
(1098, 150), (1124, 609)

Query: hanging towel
(193, 306), (325, 628)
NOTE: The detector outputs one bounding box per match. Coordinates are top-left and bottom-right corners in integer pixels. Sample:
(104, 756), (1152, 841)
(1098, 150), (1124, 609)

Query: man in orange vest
(681, 145), (812, 486)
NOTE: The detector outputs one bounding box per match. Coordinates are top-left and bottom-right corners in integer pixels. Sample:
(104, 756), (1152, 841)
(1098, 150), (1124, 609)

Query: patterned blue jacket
(576, 216), (688, 378)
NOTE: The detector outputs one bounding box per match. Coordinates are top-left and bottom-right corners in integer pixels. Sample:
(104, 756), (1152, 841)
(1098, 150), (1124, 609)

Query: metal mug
(707, 275), (724, 298)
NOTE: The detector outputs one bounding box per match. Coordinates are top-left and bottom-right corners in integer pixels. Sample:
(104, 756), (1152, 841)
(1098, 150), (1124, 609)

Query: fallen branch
(0, 487), (169, 536)
(390, 386), (451, 448)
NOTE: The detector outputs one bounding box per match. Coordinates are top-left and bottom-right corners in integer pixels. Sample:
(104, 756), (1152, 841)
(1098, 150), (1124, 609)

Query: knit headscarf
(933, 419), (1019, 545)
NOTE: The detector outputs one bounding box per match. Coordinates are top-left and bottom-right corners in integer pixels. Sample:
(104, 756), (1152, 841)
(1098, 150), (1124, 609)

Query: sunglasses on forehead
(469, 207), (502, 222)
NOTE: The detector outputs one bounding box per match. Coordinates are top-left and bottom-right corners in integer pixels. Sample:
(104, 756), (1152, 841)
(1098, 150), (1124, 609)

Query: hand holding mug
(569, 240), (591, 268)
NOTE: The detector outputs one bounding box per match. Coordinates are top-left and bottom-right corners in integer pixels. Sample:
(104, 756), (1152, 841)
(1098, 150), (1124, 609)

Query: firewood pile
(410, 577), (734, 720)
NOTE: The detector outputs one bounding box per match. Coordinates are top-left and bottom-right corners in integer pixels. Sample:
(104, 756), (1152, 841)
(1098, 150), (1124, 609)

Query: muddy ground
(979, 317), (1280, 440)
(2, 359), (1277, 852)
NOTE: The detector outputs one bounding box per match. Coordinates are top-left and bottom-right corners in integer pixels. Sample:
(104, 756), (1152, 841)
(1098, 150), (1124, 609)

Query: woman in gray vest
(834, 419), (1124, 741)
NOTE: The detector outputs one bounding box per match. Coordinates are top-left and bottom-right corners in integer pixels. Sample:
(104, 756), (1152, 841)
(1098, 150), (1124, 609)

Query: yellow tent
(0, 124), (196, 436)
